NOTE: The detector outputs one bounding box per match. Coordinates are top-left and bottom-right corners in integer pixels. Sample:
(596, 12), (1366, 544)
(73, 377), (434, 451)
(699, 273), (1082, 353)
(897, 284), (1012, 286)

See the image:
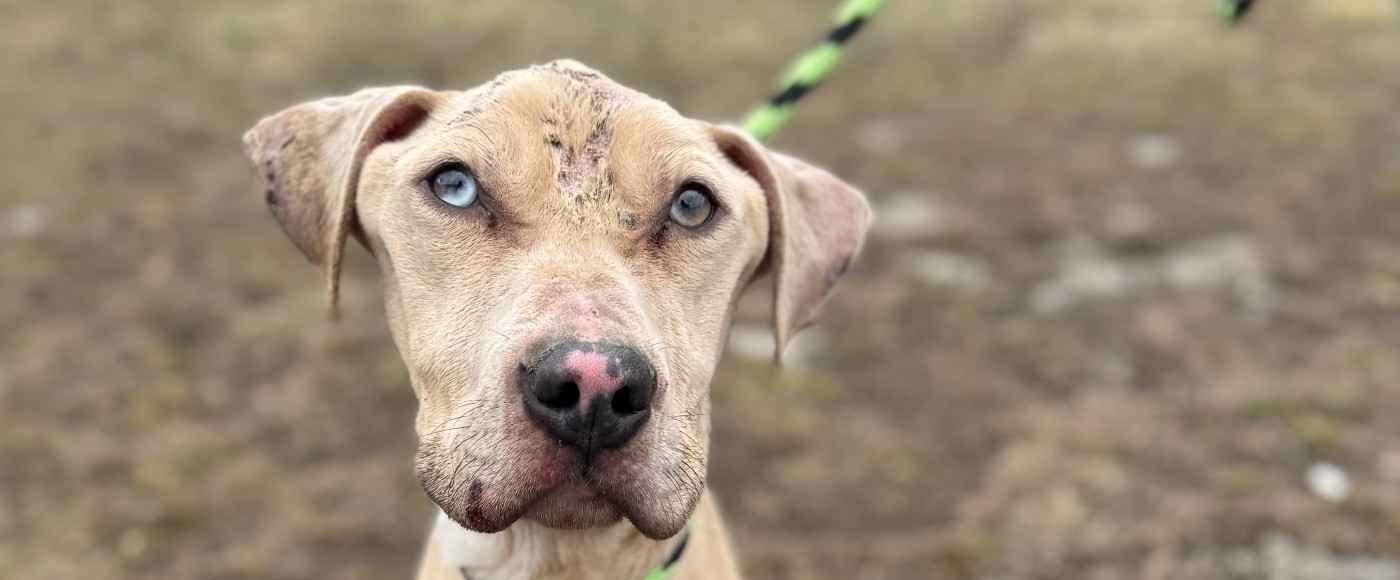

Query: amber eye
(668, 183), (715, 228)
(429, 164), (478, 208)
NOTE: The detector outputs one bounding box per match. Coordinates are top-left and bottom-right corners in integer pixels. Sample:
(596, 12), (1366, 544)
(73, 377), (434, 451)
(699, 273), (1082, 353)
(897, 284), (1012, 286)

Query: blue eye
(430, 165), (478, 208)
(669, 183), (715, 228)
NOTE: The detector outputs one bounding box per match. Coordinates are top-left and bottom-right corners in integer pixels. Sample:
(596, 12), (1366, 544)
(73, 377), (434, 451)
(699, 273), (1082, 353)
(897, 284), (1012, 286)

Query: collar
(457, 524), (692, 580)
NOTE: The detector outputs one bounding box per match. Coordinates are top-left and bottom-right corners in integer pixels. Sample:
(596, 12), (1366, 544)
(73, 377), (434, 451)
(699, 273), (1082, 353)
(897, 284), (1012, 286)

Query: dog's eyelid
(420, 158), (472, 182)
(675, 178), (723, 207)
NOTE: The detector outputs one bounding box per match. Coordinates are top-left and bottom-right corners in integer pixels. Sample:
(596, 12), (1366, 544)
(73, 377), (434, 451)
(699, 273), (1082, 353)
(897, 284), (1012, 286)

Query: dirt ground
(4, 0), (1400, 578)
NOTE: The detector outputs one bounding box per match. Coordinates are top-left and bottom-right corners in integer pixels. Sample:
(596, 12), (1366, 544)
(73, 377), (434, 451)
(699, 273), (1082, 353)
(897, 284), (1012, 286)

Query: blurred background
(4, 0), (1400, 578)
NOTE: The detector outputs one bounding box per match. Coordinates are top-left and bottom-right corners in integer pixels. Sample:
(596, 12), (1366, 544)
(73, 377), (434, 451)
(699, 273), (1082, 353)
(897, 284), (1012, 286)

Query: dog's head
(243, 61), (869, 539)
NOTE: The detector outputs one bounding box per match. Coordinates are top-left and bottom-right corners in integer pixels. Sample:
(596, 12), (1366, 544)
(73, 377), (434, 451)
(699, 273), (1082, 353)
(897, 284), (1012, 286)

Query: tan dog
(243, 60), (869, 580)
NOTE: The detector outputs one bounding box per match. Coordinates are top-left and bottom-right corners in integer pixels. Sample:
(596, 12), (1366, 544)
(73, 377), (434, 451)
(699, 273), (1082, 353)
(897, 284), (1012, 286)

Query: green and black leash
(741, 0), (887, 141)
(741, 0), (1292, 139)
(741, 0), (1261, 141)
(1217, 0), (1256, 23)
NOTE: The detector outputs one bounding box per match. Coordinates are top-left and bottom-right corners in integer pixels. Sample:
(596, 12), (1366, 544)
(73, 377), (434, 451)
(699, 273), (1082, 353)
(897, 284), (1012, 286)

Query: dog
(243, 60), (870, 579)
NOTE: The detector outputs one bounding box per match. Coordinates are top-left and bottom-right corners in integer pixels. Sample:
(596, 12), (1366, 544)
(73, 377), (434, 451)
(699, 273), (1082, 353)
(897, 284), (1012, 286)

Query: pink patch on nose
(564, 351), (622, 403)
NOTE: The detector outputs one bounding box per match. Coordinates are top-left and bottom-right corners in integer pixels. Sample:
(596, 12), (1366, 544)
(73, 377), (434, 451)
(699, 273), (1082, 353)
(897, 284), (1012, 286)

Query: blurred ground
(4, 0), (1400, 578)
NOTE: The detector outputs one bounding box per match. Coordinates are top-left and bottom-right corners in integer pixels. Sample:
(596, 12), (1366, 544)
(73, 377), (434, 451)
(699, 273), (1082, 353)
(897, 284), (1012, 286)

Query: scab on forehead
(440, 62), (672, 226)
(528, 63), (645, 209)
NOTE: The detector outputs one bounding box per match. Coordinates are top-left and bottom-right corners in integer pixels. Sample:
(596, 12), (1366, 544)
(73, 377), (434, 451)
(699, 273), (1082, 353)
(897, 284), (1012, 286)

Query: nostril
(610, 385), (643, 415)
(538, 381), (580, 410)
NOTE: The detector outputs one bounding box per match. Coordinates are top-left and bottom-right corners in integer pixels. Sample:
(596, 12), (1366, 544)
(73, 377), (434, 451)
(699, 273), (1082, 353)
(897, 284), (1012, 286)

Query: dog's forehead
(442, 61), (716, 229)
(459, 60), (648, 124)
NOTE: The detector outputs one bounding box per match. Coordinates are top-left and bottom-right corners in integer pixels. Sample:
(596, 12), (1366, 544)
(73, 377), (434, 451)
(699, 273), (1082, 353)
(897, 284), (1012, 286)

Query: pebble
(4, 204), (46, 238)
(872, 192), (945, 241)
(1262, 533), (1400, 580)
(1128, 134), (1180, 170)
(854, 119), (911, 155)
(1028, 234), (1273, 322)
(1305, 461), (1351, 503)
(911, 250), (991, 292)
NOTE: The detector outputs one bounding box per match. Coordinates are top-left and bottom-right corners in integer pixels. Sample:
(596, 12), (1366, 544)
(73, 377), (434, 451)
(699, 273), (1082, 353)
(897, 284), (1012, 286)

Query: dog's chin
(426, 462), (698, 540)
(584, 452), (703, 540)
(432, 478), (696, 540)
(421, 418), (703, 539)
(522, 483), (624, 529)
(615, 501), (694, 540)
(520, 483), (695, 539)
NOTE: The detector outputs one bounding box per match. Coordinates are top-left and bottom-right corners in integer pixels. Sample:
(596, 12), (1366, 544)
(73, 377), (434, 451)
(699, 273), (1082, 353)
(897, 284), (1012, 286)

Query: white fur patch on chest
(436, 510), (517, 570)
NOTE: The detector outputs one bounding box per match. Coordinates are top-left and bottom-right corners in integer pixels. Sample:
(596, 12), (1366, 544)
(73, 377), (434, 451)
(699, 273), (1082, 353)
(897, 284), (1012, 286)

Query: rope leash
(1217, 0), (1256, 23)
(741, 0), (886, 141)
(741, 0), (1400, 138)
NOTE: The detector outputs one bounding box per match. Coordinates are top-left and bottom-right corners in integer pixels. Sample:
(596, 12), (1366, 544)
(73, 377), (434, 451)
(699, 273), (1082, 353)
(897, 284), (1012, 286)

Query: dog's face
(243, 61), (868, 539)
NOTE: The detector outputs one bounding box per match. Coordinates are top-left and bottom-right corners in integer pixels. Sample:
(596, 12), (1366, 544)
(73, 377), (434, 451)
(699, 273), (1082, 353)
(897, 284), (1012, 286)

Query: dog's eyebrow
(406, 130), (499, 182)
(607, 112), (726, 201)
(446, 76), (512, 127)
(639, 147), (730, 205)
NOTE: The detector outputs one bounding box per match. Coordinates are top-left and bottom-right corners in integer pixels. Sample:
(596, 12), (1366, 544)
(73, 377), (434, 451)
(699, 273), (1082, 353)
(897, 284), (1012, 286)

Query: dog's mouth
(423, 438), (694, 540)
(521, 479), (621, 528)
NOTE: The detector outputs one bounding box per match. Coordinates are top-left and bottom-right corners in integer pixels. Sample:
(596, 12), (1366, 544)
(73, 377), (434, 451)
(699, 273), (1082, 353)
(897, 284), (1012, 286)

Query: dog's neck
(433, 510), (679, 580)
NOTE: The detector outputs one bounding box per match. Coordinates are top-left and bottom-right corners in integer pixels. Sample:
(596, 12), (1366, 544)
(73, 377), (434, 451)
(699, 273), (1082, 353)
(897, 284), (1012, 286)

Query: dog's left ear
(709, 125), (872, 363)
(243, 86), (440, 310)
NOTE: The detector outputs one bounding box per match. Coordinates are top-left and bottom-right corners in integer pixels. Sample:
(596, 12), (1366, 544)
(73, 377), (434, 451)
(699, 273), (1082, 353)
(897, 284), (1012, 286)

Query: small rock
(4, 204), (46, 238)
(1305, 462), (1351, 503)
(911, 250), (991, 292)
(873, 192), (945, 241)
(1262, 532), (1400, 580)
(1128, 134), (1180, 170)
(1028, 239), (1135, 313)
(1028, 234), (1274, 322)
(854, 120), (911, 155)
(1162, 235), (1275, 324)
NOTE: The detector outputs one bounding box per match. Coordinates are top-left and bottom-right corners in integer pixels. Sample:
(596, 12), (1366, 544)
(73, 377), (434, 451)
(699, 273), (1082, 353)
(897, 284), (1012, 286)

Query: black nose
(520, 340), (657, 454)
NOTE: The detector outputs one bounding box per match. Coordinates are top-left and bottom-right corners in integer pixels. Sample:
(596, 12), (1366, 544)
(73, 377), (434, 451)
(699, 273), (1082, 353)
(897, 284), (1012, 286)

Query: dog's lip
(545, 480), (602, 499)
(436, 426), (693, 535)
(443, 448), (602, 531)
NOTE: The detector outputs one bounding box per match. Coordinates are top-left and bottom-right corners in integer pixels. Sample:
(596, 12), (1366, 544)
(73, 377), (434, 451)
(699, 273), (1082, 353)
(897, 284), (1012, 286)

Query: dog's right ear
(708, 125), (871, 363)
(242, 86), (440, 310)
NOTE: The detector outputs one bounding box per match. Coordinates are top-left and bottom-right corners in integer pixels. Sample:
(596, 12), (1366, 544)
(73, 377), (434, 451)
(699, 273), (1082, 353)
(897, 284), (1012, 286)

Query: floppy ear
(242, 86), (440, 309)
(709, 126), (872, 363)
